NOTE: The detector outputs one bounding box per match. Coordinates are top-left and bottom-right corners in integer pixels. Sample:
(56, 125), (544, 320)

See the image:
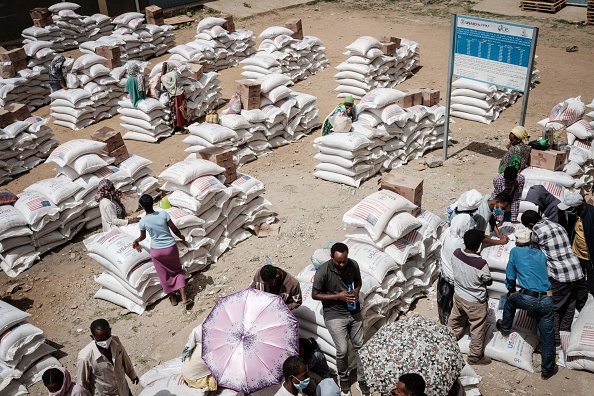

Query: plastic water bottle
(347, 283), (357, 311)
(265, 256), (272, 266)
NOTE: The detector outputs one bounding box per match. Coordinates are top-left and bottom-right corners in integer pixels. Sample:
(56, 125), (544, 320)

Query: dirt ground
(2, 1), (594, 395)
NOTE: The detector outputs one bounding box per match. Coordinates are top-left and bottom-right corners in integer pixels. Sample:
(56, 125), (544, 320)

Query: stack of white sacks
(79, 12), (175, 61)
(293, 190), (443, 370)
(0, 301), (60, 393)
(21, 2), (114, 52)
(334, 36), (419, 99)
(169, 16), (256, 71)
(516, 97), (594, 220)
(0, 116), (59, 186)
(83, 158), (275, 313)
(0, 55), (73, 111)
(0, 139), (158, 277)
(558, 297), (594, 372)
(183, 73), (320, 164)
(313, 88), (446, 187)
(449, 63), (539, 125)
(118, 60), (224, 143)
(51, 54), (129, 130)
(240, 26), (328, 83)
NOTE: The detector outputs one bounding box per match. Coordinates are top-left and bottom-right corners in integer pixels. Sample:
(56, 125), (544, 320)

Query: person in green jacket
(125, 63), (145, 107)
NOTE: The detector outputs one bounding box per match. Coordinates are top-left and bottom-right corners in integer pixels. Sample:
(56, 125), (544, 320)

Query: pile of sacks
(84, 158), (276, 313)
(183, 73), (320, 164)
(22, 2), (114, 52)
(169, 16), (256, 71)
(313, 88), (446, 187)
(0, 116), (59, 186)
(450, 64), (539, 125)
(0, 56), (73, 111)
(293, 190), (443, 370)
(558, 297), (594, 372)
(0, 139), (158, 277)
(334, 36), (419, 99)
(239, 26), (328, 83)
(80, 12), (175, 61)
(119, 60), (224, 143)
(51, 54), (129, 130)
(0, 301), (60, 393)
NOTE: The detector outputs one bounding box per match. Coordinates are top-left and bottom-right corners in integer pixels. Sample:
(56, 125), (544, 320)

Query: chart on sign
(452, 17), (537, 92)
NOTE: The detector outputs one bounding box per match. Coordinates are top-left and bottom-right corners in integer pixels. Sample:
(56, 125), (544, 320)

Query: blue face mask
(292, 377), (310, 390)
(493, 205), (504, 216)
(565, 210), (576, 215)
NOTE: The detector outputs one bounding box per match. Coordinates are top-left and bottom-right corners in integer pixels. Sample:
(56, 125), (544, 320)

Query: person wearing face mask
(76, 319), (138, 396)
(447, 229), (493, 366)
(249, 265), (302, 310)
(43, 367), (90, 396)
(275, 356), (310, 396)
(446, 189), (482, 227)
(491, 167), (524, 224)
(474, 192), (512, 246)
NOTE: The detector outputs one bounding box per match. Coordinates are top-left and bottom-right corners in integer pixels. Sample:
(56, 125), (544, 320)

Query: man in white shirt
(77, 319), (138, 396)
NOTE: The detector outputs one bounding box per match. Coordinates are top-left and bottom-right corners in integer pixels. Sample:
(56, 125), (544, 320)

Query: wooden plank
(520, 0), (566, 12)
(164, 15), (194, 25)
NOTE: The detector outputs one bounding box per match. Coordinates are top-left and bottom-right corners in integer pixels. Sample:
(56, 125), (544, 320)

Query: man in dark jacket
(558, 193), (594, 306)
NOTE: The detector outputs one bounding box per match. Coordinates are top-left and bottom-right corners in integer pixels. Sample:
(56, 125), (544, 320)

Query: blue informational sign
(452, 16), (537, 92)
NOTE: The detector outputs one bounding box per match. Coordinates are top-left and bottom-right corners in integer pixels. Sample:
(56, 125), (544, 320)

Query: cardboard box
(95, 46), (121, 60)
(187, 62), (204, 80)
(147, 16), (165, 26)
(102, 58), (122, 69)
(5, 103), (31, 121)
(145, 5), (163, 18)
(0, 62), (15, 79)
(285, 19), (303, 33)
(290, 29), (304, 40)
(223, 169), (238, 184)
(33, 18), (47, 28)
(419, 88), (440, 106)
(222, 15), (235, 33)
(381, 42), (398, 55)
(235, 79), (261, 110)
(380, 171), (423, 210)
(11, 59), (28, 73)
(0, 48), (26, 63)
(0, 109), (15, 128)
(30, 7), (51, 20)
(109, 145), (130, 166)
(530, 149), (567, 171)
(196, 146), (236, 164)
(396, 91), (423, 108)
(379, 36), (402, 48)
(92, 127), (125, 153)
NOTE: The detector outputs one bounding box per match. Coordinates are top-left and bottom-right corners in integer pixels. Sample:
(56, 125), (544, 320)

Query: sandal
(169, 294), (179, 306)
(181, 299), (194, 310)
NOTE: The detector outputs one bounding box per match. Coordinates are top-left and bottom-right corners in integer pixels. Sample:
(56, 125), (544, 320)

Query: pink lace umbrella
(202, 288), (299, 393)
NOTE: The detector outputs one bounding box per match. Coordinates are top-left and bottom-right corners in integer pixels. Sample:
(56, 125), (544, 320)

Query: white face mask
(96, 336), (112, 349)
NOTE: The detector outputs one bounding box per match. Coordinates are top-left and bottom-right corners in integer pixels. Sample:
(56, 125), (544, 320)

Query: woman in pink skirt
(132, 194), (192, 308)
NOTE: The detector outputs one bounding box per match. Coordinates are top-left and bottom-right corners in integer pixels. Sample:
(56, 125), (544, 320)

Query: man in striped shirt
(521, 210), (584, 348)
(491, 166), (525, 224)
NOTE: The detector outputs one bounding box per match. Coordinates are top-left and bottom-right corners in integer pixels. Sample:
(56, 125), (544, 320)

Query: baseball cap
(558, 192), (584, 211)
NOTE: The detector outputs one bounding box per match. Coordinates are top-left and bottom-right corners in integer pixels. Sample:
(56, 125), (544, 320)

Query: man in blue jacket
(497, 228), (557, 379)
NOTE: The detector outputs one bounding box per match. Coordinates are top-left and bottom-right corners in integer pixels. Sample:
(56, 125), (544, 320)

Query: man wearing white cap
(447, 189), (482, 226)
(496, 228), (557, 379)
(558, 192), (594, 302)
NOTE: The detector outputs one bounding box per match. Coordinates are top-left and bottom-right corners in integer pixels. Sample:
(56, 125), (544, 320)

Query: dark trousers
(577, 259), (594, 311)
(437, 274), (455, 325)
(550, 277), (581, 346)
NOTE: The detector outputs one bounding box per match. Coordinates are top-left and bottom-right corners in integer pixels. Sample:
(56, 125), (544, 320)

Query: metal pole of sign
(442, 14), (457, 160)
(518, 27), (539, 127)
(135, 0), (141, 13)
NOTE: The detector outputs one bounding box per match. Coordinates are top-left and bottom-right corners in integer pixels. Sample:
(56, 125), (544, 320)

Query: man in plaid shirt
(491, 167), (524, 224)
(522, 210), (584, 348)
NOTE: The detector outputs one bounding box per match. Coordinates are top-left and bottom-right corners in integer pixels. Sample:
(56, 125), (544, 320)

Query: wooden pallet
(520, 0), (566, 13)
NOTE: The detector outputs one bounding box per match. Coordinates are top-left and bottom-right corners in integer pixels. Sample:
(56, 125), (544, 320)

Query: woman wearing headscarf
(437, 213), (473, 325)
(133, 194), (192, 308)
(181, 324), (217, 389)
(499, 125), (531, 173)
(161, 63), (188, 131)
(43, 366), (90, 396)
(49, 55), (67, 93)
(321, 95), (358, 136)
(125, 63), (145, 107)
(446, 189), (482, 227)
(95, 179), (139, 232)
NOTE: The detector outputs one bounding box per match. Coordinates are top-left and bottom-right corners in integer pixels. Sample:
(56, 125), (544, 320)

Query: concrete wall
(0, 0), (149, 45)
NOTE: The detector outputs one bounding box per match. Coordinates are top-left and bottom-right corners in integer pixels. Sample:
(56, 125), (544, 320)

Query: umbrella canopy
(202, 288), (299, 393)
(360, 315), (465, 396)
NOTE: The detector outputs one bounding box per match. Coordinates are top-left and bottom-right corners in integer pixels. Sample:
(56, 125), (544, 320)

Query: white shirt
(99, 199), (128, 233)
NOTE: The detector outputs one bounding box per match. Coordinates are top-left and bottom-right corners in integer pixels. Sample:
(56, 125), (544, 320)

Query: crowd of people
(438, 125), (594, 380)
